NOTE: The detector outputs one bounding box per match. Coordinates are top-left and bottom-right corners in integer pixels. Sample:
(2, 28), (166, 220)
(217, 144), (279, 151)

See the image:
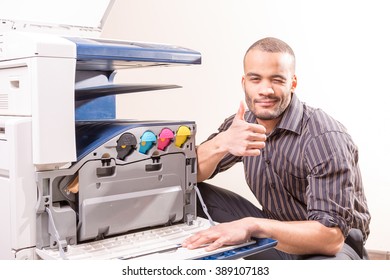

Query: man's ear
(241, 75), (245, 90)
(291, 75), (297, 91)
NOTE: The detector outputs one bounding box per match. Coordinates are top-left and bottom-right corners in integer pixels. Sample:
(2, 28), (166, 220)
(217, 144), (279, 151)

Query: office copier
(0, 0), (276, 260)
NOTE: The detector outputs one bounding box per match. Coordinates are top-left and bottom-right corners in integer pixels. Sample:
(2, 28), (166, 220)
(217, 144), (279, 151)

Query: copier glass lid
(0, 0), (114, 36)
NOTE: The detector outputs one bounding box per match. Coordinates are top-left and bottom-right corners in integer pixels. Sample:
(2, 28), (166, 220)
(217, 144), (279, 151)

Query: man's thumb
(235, 101), (246, 121)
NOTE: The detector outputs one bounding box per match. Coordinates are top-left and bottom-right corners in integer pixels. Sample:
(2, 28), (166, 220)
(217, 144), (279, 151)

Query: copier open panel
(34, 120), (203, 260)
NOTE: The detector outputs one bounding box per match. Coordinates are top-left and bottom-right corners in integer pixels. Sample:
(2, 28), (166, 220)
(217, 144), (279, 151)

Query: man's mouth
(254, 98), (279, 107)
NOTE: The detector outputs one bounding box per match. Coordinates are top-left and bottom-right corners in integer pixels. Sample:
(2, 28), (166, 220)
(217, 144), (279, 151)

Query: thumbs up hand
(223, 101), (267, 157)
(195, 101), (267, 181)
(234, 100), (247, 121)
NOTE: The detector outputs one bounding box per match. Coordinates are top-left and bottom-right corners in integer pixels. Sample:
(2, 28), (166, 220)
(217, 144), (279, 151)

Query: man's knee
(345, 228), (368, 259)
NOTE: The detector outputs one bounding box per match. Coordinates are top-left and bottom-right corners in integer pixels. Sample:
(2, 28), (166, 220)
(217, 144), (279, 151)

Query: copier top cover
(68, 37), (202, 71)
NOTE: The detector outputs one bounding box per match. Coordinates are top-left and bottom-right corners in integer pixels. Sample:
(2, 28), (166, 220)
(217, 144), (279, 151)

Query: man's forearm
(196, 132), (229, 182)
(246, 218), (345, 256)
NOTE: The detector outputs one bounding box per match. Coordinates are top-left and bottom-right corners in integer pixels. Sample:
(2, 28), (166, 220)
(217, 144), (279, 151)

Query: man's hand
(196, 101), (267, 182)
(182, 217), (345, 256)
(222, 101), (266, 157)
(182, 218), (254, 252)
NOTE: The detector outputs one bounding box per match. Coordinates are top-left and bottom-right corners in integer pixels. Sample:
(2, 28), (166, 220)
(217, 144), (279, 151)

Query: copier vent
(0, 94), (8, 110)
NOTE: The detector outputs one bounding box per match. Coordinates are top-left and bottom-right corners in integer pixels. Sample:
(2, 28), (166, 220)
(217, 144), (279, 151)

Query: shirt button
(265, 159), (271, 164)
(270, 183), (275, 189)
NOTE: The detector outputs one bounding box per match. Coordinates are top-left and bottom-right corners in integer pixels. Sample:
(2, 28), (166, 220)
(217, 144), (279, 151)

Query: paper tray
(75, 83), (181, 101)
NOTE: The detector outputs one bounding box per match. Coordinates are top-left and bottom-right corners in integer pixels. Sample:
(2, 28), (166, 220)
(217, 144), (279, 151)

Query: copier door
(77, 153), (186, 241)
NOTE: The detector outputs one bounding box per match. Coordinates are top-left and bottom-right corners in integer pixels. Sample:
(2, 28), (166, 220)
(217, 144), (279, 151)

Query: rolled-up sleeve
(305, 130), (358, 238)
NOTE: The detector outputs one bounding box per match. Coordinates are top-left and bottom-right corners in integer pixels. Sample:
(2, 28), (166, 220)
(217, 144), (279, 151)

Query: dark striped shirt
(207, 94), (371, 241)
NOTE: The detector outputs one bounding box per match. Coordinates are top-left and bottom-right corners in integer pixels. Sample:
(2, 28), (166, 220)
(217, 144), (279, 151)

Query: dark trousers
(196, 182), (368, 260)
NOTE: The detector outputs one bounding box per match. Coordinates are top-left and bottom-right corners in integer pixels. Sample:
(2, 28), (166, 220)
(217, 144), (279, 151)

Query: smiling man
(182, 37), (371, 260)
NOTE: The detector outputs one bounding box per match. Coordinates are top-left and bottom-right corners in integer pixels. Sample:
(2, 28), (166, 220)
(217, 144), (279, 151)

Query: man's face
(242, 49), (296, 124)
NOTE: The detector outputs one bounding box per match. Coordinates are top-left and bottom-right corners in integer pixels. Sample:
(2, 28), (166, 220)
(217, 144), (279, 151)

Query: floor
(368, 250), (390, 260)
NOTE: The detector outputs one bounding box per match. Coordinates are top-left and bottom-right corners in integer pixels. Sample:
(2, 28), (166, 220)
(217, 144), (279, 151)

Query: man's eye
(273, 79), (284, 84)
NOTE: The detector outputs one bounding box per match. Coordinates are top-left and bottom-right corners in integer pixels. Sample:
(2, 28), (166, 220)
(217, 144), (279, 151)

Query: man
(182, 37), (371, 259)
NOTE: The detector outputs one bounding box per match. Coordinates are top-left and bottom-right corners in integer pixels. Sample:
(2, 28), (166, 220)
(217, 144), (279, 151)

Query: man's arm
(197, 101), (267, 182)
(182, 217), (344, 256)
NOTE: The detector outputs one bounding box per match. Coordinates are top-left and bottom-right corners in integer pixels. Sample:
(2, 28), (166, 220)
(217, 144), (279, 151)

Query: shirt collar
(245, 93), (304, 135)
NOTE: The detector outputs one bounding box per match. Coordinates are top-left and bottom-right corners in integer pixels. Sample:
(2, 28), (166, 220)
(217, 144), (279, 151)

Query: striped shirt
(207, 94), (371, 241)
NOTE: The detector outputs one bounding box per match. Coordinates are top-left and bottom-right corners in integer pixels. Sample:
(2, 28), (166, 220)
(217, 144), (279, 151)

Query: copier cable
(194, 185), (216, 227)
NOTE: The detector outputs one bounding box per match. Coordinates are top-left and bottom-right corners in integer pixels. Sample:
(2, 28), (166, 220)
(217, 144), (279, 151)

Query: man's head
(242, 37), (297, 128)
(244, 37), (296, 73)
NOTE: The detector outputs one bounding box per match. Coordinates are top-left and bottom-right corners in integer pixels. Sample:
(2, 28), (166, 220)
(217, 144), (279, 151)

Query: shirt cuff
(308, 211), (350, 238)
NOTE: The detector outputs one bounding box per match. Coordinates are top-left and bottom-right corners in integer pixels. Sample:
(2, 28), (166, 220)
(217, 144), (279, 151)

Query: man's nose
(258, 82), (274, 95)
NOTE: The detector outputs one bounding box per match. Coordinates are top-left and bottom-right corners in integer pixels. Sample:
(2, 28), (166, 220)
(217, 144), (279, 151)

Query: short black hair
(246, 37), (295, 56)
(244, 37), (295, 70)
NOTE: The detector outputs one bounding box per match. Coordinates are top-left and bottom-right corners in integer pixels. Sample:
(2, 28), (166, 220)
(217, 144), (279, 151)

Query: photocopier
(0, 0), (276, 260)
